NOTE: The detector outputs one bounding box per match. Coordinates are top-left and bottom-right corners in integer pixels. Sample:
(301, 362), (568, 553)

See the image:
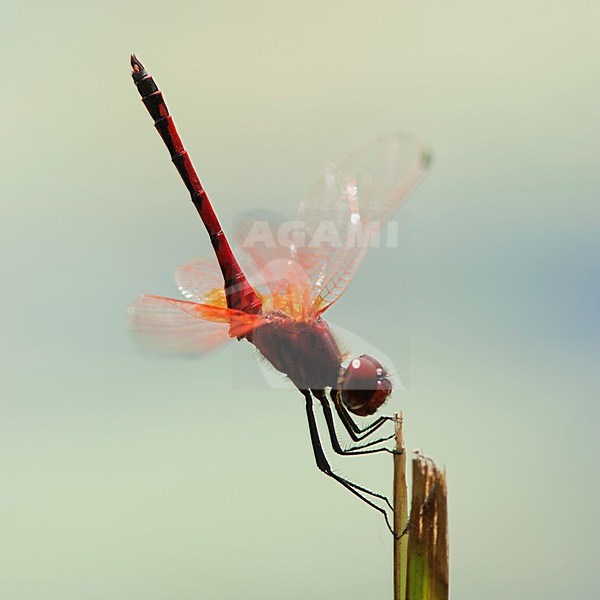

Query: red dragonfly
(129, 55), (429, 533)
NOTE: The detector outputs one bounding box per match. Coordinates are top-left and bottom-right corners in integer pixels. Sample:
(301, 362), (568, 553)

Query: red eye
(340, 355), (392, 416)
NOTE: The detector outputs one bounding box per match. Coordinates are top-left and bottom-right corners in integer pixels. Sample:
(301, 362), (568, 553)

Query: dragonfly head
(339, 355), (392, 416)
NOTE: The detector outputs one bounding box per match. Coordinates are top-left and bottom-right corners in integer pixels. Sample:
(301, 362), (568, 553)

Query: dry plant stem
(406, 455), (449, 600)
(393, 412), (408, 600)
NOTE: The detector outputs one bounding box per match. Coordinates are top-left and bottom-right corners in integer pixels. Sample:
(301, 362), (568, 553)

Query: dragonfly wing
(235, 211), (291, 270)
(234, 211), (308, 295)
(296, 133), (429, 312)
(128, 294), (260, 355)
(175, 258), (227, 305)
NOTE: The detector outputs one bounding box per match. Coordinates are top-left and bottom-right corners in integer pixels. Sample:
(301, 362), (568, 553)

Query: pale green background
(1, 1), (598, 598)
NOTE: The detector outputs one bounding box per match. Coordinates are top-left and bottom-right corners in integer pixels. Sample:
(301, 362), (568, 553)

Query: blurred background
(1, 1), (598, 598)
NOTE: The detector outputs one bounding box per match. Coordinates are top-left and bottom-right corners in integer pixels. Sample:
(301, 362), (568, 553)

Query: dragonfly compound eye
(340, 354), (393, 416)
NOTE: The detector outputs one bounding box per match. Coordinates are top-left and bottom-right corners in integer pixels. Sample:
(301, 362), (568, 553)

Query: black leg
(313, 390), (396, 456)
(330, 389), (394, 441)
(301, 390), (395, 535)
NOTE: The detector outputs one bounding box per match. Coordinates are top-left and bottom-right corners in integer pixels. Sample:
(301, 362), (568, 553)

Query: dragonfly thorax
(252, 313), (343, 391)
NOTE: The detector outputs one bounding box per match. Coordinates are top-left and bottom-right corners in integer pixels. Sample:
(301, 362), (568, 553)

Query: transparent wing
(296, 133), (429, 312)
(235, 211), (310, 296)
(175, 251), (314, 320)
(128, 294), (261, 355)
(231, 134), (429, 317)
(235, 211), (290, 275)
(175, 258), (227, 305)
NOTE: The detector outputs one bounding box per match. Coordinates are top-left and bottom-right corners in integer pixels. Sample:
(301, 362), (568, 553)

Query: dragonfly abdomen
(130, 55), (262, 315)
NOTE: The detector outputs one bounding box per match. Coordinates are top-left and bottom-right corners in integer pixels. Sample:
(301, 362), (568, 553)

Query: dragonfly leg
(302, 390), (395, 534)
(313, 390), (396, 456)
(330, 388), (394, 441)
